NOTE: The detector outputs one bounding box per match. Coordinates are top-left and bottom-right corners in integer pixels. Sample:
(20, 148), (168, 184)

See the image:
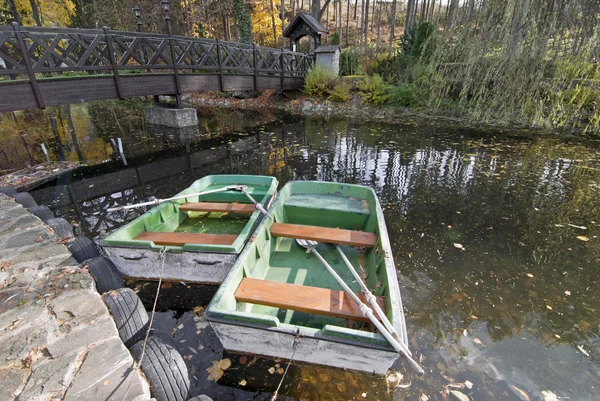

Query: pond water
(4, 101), (599, 401)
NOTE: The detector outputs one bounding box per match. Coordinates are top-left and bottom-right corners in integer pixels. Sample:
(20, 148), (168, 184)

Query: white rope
(271, 330), (301, 401)
(138, 246), (167, 366)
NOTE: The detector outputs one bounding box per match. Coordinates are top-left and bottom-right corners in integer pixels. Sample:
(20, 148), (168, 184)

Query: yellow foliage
(15, 0), (75, 27)
(250, 0), (282, 47)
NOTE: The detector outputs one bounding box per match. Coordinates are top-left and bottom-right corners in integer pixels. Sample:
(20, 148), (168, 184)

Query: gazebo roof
(283, 12), (328, 38)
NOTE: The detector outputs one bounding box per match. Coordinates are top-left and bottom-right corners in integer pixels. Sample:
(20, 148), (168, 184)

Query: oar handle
(335, 246), (407, 350)
(107, 199), (158, 212)
(312, 247), (424, 375)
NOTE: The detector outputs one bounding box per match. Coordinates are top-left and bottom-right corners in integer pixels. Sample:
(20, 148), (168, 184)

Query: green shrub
(372, 53), (418, 84)
(304, 64), (339, 97)
(327, 80), (352, 102)
(358, 74), (389, 104)
(403, 21), (436, 60)
(331, 32), (340, 45)
(339, 50), (362, 76)
(387, 83), (425, 107)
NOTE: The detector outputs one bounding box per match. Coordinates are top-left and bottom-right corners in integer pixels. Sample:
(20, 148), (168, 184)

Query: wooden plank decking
(234, 277), (385, 322)
(179, 202), (255, 214)
(270, 223), (378, 248)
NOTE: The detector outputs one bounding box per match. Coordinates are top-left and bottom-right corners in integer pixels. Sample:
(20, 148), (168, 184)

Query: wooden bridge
(0, 23), (312, 112)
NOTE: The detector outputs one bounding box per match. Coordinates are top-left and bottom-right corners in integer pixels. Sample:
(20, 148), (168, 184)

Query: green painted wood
(102, 175), (278, 254)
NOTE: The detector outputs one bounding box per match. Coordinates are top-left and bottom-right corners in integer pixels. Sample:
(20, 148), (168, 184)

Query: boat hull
(210, 320), (398, 375)
(101, 245), (237, 284)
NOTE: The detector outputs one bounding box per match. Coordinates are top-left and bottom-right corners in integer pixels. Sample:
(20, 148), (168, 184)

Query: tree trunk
(62, 106), (85, 162)
(282, 0), (286, 47)
(29, 0), (43, 26)
(371, 0), (375, 32)
(346, 0), (350, 46)
(404, 0), (416, 41)
(389, 0), (396, 53)
(338, 0), (343, 46)
(271, 0), (278, 45)
(363, 0), (369, 46)
(359, 0), (364, 47)
(376, 0), (381, 52)
(311, 0), (320, 19)
(6, 0), (22, 24)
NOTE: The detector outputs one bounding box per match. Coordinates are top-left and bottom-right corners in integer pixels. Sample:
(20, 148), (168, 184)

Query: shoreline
(190, 91), (599, 140)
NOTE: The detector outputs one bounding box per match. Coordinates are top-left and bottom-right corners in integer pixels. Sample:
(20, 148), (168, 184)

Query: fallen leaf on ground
(576, 236), (590, 241)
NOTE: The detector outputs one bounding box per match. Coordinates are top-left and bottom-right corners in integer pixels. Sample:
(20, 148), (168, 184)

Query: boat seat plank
(270, 223), (377, 248)
(135, 231), (237, 246)
(235, 277), (385, 322)
(179, 202), (255, 214)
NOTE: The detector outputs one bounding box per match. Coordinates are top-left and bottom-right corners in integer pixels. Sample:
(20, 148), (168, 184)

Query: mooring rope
(271, 329), (301, 401)
(138, 246), (167, 366)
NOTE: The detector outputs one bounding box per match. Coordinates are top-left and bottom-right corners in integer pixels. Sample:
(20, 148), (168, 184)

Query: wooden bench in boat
(134, 231), (237, 246)
(179, 202), (255, 214)
(235, 277), (385, 322)
(270, 223), (378, 248)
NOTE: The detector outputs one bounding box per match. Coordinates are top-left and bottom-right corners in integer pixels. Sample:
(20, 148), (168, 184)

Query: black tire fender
(67, 236), (100, 263)
(28, 205), (54, 222)
(83, 256), (124, 294)
(102, 288), (149, 347)
(14, 192), (37, 208)
(46, 217), (74, 239)
(130, 336), (190, 401)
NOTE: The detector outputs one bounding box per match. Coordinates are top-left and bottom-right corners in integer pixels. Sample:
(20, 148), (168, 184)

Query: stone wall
(0, 194), (151, 401)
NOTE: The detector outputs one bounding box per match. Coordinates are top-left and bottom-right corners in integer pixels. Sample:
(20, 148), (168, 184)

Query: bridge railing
(0, 23), (312, 82)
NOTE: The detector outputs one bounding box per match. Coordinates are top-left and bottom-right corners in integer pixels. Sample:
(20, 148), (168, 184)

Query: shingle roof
(315, 45), (340, 53)
(283, 12), (328, 37)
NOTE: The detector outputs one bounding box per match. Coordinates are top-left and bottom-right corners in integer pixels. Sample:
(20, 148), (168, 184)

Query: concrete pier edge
(0, 194), (152, 400)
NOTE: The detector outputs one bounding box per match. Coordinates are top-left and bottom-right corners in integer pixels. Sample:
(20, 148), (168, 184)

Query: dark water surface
(6, 101), (600, 401)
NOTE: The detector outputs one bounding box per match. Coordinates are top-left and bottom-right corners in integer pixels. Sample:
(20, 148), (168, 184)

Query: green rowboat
(99, 175), (278, 284)
(205, 181), (410, 374)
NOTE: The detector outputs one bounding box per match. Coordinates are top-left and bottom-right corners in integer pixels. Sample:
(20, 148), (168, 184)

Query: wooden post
(279, 48), (284, 94)
(103, 27), (124, 100)
(165, 17), (183, 108)
(215, 39), (224, 92)
(252, 44), (258, 92)
(11, 22), (45, 109)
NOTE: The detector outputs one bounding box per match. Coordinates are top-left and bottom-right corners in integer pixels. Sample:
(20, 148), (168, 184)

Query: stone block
(48, 290), (108, 330)
(144, 106), (198, 128)
(0, 303), (50, 363)
(64, 337), (151, 401)
(0, 367), (29, 400)
(19, 349), (85, 400)
(47, 316), (117, 358)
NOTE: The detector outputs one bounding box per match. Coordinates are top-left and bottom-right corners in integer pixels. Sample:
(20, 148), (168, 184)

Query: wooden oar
(106, 185), (245, 212)
(296, 239), (424, 375)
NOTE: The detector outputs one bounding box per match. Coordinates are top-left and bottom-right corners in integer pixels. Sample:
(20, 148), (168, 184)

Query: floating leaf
(541, 390), (559, 401)
(473, 338), (483, 345)
(464, 380), (473, 390)
(206, 358), (232, 381)
(453, 243), (464, 250)
(565, 290), (571, 296)
(546, 305), (553, 310)
(268, 367), (275, 374)
(239, 379), (247, 386)
(526, 273), (534, 278)
(576, 236), (590, 241)
(510, 385), (530, 401)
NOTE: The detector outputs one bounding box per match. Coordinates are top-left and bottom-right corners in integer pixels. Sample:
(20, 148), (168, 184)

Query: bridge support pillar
(144, 105), (198, 128)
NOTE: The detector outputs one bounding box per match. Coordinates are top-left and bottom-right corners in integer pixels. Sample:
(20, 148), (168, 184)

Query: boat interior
(211, 181), (402, 345)
(103, 175), (277, 253)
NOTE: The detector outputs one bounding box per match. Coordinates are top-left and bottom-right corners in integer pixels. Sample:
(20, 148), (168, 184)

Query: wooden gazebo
(283, 13), (328, 52)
